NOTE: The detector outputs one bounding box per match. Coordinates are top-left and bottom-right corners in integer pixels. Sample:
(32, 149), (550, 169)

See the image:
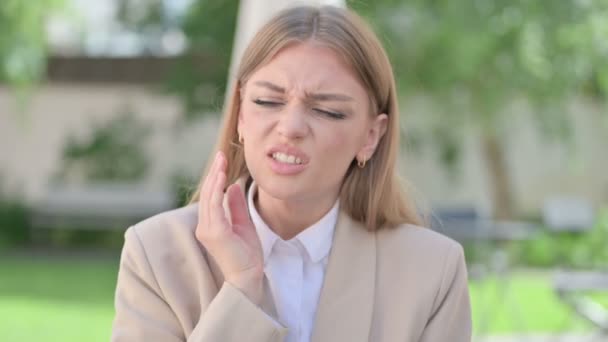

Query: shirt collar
(246, 180), (339, 264)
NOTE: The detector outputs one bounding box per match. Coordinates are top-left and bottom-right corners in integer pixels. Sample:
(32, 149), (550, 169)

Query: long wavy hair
(189, 5), (422, 230)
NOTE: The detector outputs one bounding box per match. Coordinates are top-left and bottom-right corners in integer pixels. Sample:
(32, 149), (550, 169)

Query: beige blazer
(112, 182), (472, 342)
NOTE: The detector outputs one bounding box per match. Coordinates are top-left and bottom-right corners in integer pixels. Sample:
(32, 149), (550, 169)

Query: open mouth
(265, 145), (310, 175)
(270, 152), (304, 165)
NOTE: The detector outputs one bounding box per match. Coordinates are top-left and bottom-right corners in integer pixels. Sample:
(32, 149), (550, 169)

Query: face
(238, 41), (387, 205)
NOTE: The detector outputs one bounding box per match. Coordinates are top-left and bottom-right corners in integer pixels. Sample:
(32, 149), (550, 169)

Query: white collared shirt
(247, 181), (339, 342)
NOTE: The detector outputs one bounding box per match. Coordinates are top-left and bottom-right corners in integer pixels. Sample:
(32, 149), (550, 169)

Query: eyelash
(252, 99), (346, 120)
(253, 99), (281, 107)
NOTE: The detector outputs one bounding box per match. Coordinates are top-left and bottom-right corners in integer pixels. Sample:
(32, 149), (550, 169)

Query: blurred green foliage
(114, 0), (240, 119)
(349, 0), (608, 218)
(0, 197), (30, 247)
(510, 208), (608, 268)
(0, 173), (29, 246)
(165, 0), (239, 120)
(170, 169), (199, 207)
(44, 229), (126, 249)
(351, 0), (608, 112)
(0, 0), (65, 90)
(54, 109), (151, 183)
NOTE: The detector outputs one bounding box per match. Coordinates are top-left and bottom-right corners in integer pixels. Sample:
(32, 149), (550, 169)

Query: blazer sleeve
(112, 227), (288, 342)
(418, 243), (472, 342)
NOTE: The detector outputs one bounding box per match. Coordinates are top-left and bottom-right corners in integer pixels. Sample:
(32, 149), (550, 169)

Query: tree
(351, 0), (608, 219)
(0, 0), (66, 92)
(162, 0), (240, 119)
(114, 0), (240, 120)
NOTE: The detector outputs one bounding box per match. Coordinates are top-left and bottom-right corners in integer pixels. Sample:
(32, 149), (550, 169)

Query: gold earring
(357, 157), (366, 168)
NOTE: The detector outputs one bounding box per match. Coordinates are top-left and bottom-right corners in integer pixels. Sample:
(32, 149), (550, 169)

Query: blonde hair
(189, 5), (422, 230)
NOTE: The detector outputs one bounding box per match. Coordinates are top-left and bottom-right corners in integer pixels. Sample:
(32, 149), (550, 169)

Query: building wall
(0, 84), (218, 201)
(400, 96), (608, 216)
(1, 84), (607, 215)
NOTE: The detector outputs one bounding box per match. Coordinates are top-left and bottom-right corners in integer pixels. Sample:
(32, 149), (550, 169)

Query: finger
(210, 168), (225, 208)
(199, 152), (221, 225)
(209, 154), (228, 229)
(226, 184), (251, 228)
(210, 152), (226, 205)
(209, 171), (228, 230)
(204, 152), (223, 198)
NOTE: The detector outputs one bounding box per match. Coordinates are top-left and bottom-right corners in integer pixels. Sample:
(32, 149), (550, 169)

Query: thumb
(226, 184), (251, 228)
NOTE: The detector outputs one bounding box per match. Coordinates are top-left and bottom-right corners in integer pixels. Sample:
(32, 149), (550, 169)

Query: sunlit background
(1, 0), (607, 341)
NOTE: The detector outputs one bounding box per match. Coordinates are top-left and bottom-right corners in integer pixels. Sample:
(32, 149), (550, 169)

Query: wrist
(227, 274), (264, 305)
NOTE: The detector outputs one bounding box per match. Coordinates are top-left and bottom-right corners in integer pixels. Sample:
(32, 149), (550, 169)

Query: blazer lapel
(311, 211), (376, 342)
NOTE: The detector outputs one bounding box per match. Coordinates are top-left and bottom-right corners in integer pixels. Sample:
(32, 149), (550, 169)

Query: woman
(112, 5), (471, 342)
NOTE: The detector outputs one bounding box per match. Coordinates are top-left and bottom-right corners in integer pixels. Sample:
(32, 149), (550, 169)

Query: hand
(195, 151), (264, 305)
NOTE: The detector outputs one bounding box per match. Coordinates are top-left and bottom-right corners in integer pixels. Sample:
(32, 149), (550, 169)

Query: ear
(357, 114), (388, 162)
(237, 108), (244, 134)
(237, 85), (245, 136)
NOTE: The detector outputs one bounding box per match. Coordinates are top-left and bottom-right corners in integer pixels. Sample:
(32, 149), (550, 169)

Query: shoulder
(376, 223), (463, 259)
(374, 223), (465, 285)
(116, 203), (223, 326)
(119, 203), (217, 285)
(371, 224), (471, 339)
(373, 224), (468, 317)
(127, 203), (199, 245)
(121, 203), (202, 267)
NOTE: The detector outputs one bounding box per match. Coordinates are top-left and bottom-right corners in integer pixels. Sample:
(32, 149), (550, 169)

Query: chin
(254, 174), (309, 201)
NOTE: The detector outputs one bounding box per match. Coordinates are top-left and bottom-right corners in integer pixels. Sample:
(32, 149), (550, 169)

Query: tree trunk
(225, 0), (346, 108)
(480, 133), (514, 220)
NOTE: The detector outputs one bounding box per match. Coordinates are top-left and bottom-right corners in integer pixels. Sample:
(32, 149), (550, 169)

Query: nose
(276, 104), (309, 140)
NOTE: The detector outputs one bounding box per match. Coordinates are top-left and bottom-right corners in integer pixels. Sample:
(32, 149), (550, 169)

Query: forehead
(247, 42), (365, 95)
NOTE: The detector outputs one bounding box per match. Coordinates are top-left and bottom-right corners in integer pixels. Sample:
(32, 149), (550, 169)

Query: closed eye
(253, 99), (345, 119)
(253, 99), (283, 107)
(313, 108), (346, 120)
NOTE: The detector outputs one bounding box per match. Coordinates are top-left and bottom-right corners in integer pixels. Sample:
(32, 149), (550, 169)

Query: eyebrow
(254, 81), (285, 93)
(253, 80), (354, 102)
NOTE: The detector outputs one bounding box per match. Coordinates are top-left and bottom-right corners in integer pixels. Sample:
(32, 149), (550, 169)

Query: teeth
(272, 152), (303, 164)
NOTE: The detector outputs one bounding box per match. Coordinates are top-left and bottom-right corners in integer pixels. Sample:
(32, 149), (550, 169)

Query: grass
(0, 254), (119, 342)
(469, 271), (607, 335)
(0, 254), (606, 341)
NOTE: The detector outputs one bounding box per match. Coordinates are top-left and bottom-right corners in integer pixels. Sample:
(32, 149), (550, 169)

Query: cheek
(316, 124), (361, 161)
(239, 102), (254, 125)
(240, 105), (270, 136)
(325, 130), (348, 149)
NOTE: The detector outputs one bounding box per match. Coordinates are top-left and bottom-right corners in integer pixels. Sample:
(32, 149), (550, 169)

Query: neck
(254, 187), (339, 240)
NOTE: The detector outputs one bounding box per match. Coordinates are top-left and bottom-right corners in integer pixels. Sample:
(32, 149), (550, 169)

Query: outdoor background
(1, 0), (607, 341)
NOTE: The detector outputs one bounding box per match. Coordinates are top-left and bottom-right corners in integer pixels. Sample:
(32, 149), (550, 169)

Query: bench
(543, 196), (608, 335)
